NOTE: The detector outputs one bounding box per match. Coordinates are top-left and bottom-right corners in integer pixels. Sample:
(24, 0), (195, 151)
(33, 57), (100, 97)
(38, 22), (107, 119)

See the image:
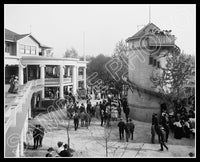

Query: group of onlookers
(151, 103), (195, 151)
(45, 141), (73, 157)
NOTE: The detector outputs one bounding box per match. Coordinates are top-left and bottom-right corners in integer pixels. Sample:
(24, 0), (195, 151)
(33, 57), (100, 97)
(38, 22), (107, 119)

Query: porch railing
(148, 35), (175, 46)
(45, 77), (72, 85)
(4, 79), (45, 157)
(78, 75), (84, 80)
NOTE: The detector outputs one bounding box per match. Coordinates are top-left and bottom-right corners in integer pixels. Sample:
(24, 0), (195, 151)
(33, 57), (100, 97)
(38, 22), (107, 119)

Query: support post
(72, 66), (77, 95)
(60, 65), (64, 99)
(40, 65), (45, 99)
(18, 65), (24, 85)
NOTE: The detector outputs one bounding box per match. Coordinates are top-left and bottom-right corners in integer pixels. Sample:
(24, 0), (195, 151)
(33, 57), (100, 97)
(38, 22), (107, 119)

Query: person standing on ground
(151, 113), (157, 144)
(33, 124), (40, 149)
(117, 98), (121, 118)
(159, 125), (168, 151)
(80, 111), (86, 127)
(100, 109), (105, 126)
(85, 112), (91, 128)
(128, 119), (135, 140)
(95, 102), (100, 119)
(38, 125), (45, 147)
(124, 106), (130, 122)
(117, 118), (126, 140)
(124, 121), (130, 142)
(161, 112), (170, 142)
(87, 101), (92, 114)
(73, 111), (79, 131)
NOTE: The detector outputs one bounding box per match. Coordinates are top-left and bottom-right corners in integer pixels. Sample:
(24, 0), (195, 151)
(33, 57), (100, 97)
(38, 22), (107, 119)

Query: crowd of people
(45, 142), (73, 157)
(30, 88), (195, 156)
(151, 102), (195, 151)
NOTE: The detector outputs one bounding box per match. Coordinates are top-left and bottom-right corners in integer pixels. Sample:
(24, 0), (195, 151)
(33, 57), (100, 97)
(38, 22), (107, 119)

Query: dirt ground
(24, 98), (195, 158)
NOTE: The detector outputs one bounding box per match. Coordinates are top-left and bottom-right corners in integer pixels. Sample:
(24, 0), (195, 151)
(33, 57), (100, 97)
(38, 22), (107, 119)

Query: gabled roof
(126, 23), (160, 42)
(5, 28), (30, 41)
(4, 28), (52, 48)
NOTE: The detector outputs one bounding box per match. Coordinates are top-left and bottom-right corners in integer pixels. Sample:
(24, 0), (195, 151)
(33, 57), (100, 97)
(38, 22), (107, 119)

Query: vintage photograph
(4, 4), (195, 158)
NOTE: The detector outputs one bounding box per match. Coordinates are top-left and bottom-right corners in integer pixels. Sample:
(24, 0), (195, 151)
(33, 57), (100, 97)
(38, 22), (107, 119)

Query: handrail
(5, 79), (43, 132)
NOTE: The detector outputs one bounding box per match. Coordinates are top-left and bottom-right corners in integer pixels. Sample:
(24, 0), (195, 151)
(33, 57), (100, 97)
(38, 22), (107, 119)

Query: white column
(60, 65), (64, 99)
(72, 66), (77, 95)
(20, 129), (24, 156)
(84, 67), (87, 89)
(18, 65), (24, 85)
(40, 65), (45, 99)
(67, 66), (70, 77)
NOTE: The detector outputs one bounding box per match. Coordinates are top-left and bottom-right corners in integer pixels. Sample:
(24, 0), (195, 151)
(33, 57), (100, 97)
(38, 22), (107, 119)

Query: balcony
(78, 75), (84, 80)
(63, 77), (72, 83)
(45, 77), (72, 85)
(5, 79), (45, 157)
(148, 35), (175, 47)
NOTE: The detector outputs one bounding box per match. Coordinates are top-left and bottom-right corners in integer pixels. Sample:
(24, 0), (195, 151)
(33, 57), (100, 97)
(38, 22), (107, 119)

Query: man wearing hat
(33, 124), (40, 149)
(117, 118), (126, 140)
(128, 119), (135, 140)
(158, 124), (168, 151)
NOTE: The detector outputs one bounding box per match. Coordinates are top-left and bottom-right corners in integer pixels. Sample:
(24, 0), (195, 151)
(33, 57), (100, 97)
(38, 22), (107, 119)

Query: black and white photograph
(4, 4), (196, 158)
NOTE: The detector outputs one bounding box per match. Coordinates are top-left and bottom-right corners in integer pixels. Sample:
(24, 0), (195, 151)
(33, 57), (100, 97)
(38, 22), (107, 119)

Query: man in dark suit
(128, 119), (135, 140)
(38, 125), (45, 147)
(118, 118), (126, 140)
(33, 124), (40, 149)
(159, 125), (168, 151)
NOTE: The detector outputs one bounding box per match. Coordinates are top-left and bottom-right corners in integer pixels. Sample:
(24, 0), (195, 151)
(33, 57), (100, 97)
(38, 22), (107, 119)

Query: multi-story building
(126, 23), (180, 122)
(4, 28), (87, 157)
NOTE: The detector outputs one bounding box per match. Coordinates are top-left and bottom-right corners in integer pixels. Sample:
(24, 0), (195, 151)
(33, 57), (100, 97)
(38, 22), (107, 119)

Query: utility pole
(29, 25), (32, 34)
(149, 5), (151, 24)
(83, 32), (86, 61)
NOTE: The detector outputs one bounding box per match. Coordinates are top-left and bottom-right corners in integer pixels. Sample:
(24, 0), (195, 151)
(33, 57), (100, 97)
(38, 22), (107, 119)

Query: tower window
(157, 61), (160, 68)
(153, 59), (157, 66)
(149, 56), (153, 65)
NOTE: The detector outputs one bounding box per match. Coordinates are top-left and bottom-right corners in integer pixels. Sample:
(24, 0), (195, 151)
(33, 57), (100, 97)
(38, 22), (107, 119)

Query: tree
(89, 124), (128, 157)
(87, 54), (113, 86)
(150, 52), (194, 111)
(111, 40), (129, 96)
(64, 47), (78, 58)
(79, 55), (95, 61)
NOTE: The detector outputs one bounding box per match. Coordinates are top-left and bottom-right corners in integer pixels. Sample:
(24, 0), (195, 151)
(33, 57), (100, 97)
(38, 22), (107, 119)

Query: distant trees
(79, 55), (95, 61)
(86, 40), (130, 96)
(87, 54), (113, 86)
(64, 47), (78, 58)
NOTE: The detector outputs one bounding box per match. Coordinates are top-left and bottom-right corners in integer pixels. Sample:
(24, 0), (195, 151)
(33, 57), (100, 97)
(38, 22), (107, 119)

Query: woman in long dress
(8, 75), (15, 93)
(12, 76), (19, 93)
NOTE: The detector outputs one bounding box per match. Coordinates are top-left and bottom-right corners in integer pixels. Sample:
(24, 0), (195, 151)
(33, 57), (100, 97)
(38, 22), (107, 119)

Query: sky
(4, 4), (196, 58)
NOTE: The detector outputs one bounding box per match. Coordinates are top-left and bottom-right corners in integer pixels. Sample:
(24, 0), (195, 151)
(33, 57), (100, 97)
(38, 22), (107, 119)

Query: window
(5, 43), (10, 53)
(31, 46), (36, 55)
(25, 46), (31, 54)
(149, 56), (153, 65)
(20, 45), (25, 54)
(157, 61), (160, 68)
(153, 59), (157, 66)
